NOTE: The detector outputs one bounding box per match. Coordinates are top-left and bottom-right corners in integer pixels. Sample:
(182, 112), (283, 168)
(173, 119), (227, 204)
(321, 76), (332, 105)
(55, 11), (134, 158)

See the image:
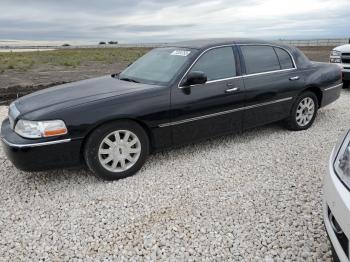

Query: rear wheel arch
(300, 86), (322, 108)
(285, 91), (318, 131)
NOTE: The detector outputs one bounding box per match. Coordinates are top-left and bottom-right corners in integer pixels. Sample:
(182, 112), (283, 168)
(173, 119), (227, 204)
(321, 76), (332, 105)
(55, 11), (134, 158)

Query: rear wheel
(84, 121), (149, 180)
(343, 81), (350, 89)
(285, 91), (318, 131)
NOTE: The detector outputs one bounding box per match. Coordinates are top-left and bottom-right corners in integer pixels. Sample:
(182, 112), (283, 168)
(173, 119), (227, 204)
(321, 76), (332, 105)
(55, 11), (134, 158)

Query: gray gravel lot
(1, 91), (350, 261)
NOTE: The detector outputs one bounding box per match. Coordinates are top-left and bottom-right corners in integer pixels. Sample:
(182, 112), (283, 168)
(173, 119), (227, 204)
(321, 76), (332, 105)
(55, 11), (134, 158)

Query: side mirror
(183, 71), (207, 86)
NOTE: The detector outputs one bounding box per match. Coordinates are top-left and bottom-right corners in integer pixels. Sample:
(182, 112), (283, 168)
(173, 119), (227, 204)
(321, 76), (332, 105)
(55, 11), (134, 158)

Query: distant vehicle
(61, 43), (70, 47)
(1, 38), (342, 180)
(108, 41), (118, 45)
(324, 130), (350, 262)
(330, 44), (350, 88)
(99, 41), (106, 45)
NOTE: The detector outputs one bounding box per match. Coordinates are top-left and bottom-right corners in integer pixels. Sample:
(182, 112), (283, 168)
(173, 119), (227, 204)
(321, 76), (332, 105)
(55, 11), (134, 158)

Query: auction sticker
(171, 50), (191, 56)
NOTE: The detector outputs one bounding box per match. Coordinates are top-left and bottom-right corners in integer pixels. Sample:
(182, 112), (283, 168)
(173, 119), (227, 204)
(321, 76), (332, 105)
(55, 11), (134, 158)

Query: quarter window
(274, 47), (294, 69)
(241, 46), (280, 74)
(189, 46), (236, 81)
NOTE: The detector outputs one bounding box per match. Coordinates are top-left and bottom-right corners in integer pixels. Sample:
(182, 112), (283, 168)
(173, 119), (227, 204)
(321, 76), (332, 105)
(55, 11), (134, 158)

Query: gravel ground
(1, 90), (350, 261)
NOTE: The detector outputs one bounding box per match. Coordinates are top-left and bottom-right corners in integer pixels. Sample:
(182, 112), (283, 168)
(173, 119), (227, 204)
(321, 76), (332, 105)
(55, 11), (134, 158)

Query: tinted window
(241, 46), (280, 74)
(274, 47), (294, 69)
(190, 46), (236, 81)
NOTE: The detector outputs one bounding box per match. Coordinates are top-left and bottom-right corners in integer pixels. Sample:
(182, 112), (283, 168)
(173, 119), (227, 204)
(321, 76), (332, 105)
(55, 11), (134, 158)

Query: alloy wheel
(98, 130), (141, 172)
(295, 97), (315, 127)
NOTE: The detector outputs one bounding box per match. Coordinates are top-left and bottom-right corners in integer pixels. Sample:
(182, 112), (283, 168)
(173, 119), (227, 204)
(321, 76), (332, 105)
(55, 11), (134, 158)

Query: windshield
(119, 47), (197, 85)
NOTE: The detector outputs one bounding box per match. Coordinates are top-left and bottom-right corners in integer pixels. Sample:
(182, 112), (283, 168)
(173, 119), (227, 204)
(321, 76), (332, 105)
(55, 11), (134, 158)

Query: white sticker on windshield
(171, 50), (191, 56)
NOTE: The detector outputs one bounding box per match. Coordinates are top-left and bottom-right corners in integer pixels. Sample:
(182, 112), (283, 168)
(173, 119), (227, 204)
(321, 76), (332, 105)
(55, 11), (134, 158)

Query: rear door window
(240, 46), (280, 74)
(274, 47), (294, 69)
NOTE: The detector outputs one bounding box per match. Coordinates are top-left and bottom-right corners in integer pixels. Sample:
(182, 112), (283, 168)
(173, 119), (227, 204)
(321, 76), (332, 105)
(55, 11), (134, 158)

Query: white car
(330, 44), (350, 88)
(324, 130), (350, 261)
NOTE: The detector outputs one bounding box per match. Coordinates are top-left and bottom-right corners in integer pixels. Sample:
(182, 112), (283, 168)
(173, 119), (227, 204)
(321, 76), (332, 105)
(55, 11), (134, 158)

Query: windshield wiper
(119, 77), (140, 83)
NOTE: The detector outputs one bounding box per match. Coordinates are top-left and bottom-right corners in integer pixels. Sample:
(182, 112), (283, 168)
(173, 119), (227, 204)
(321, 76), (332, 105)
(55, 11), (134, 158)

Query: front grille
(328, 207), (349, 259)
(342, 53), (350, 64)
(342, 58), (350, 64)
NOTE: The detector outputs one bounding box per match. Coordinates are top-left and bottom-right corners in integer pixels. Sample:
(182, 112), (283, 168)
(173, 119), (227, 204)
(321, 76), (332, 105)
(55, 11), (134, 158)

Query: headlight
(14, 120), (68, 139)
(330, 58), (341, 63)
(334, 136), (350, 190)
(331, 50), (341, 57)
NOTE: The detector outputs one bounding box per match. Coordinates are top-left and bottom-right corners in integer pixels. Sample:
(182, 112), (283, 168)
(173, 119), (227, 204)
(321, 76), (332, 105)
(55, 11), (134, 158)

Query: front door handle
(225, 87), (240, 93)
(289, 76), (300, 81)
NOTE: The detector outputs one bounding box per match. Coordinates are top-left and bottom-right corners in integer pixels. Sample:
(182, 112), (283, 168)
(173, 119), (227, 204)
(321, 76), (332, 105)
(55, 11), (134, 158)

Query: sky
(0, 0), (349, 44)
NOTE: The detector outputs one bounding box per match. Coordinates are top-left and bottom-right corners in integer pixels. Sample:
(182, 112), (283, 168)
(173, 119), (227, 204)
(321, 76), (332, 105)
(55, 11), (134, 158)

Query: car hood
(334, 44), (350, 52)
(15, 75), (161, 115)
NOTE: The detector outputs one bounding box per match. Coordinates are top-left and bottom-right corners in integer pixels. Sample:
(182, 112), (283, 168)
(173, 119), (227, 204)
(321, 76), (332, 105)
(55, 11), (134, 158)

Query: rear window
(274, 47), (294, 69)
(241, 46), (280, 74)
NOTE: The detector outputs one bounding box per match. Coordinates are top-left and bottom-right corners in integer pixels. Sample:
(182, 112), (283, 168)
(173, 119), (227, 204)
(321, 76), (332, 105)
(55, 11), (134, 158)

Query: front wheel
(285, 92), (318, 131)
(84, 121), (149, 180)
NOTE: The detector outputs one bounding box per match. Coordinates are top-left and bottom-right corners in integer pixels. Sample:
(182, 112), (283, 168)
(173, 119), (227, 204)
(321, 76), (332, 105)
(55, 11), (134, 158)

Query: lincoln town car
(1, 39), (342, 180)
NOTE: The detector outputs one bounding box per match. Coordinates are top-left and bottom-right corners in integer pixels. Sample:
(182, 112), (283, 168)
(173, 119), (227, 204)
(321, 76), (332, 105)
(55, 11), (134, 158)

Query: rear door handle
(289, 76), (300, 81)
(225, 87), (240, 93)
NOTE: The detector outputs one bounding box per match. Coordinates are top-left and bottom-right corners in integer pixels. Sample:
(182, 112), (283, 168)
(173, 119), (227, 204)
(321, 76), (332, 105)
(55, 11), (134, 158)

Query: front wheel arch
(82, 120), (150, 180)
(80, 118), (154, 160)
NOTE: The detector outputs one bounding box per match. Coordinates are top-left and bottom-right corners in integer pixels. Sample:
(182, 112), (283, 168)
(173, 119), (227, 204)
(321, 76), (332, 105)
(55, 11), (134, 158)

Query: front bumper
(324, 147), (350, 262)
(1, 118), (82, 171)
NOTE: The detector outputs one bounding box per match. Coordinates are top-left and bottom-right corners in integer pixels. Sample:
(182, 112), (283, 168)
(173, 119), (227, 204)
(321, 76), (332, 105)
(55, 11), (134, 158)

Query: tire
(285, 91), (318, 131)
(343, 81), (350, 89)
(331, 245), (340, 262)
(84, 121), (149, 180)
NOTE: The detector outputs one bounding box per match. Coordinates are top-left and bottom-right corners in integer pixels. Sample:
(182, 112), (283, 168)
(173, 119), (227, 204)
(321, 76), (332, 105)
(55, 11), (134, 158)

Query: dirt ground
(0, 62), (125, 105)
(298, 46), (332, 62)
(0, 46), (333, 105)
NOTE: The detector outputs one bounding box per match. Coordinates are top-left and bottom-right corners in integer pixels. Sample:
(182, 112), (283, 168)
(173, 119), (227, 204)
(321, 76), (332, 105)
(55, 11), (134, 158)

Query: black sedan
(0, 38), (343, 180)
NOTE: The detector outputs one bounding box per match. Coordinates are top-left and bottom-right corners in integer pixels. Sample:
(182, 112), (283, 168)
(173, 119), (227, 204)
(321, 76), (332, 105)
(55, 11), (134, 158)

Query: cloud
(0, 0), (349, 43)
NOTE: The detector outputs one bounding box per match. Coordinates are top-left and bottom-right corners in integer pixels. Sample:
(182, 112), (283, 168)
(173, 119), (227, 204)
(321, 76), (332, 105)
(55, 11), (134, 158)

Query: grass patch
(0, 47), (150, 73)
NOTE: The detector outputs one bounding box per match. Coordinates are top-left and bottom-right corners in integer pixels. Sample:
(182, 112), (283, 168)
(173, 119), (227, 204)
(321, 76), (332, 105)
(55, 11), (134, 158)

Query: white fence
(277, 38), (349, 46)
(54, 38), (350, 48)
(1, 39), (349, 51)
(71, 39), (350, 48)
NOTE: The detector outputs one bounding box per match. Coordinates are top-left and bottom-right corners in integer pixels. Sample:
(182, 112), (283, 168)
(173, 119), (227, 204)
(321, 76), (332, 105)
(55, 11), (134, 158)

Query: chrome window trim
(206, 75), (243, 84)
(1, 137), (71, 148)
(178, 44), (237, 89)
(158, 97), (293, 128)
(242, 68), (297, 78)
(178, 43), (298, 89)
(324, 83), (343, 91)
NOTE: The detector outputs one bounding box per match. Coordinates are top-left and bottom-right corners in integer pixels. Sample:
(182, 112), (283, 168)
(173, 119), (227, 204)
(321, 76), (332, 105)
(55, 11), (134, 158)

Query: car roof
(167, 38), (291, 50)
